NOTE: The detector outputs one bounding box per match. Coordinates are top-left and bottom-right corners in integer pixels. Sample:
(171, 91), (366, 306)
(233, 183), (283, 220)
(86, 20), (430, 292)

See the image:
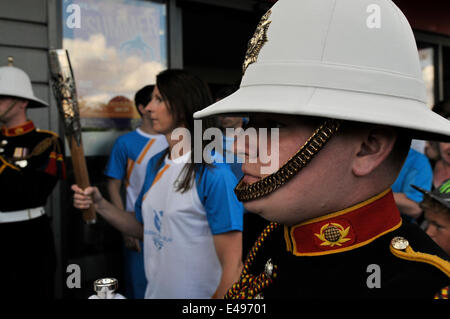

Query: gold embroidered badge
(315, 223), (351, 247)
(242, 10), (272, 74)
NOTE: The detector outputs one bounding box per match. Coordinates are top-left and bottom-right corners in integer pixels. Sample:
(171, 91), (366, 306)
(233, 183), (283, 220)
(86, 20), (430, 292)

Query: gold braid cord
(234, 119), (342, 202)
(225, 222), (280, 299)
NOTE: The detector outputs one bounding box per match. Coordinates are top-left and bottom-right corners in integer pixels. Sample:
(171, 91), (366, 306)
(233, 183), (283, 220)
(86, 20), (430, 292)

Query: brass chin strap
(234, 119), (342, 202)
(0, 100), (18, 122)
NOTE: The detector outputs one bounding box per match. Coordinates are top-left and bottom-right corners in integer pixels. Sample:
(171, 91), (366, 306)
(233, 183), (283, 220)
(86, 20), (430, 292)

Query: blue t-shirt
(392, 148), (432, 203)
(104, 129), (168, 211)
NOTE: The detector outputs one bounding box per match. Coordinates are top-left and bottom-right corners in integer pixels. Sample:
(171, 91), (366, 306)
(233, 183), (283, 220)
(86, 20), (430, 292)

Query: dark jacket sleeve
(0, 135), (65, 212)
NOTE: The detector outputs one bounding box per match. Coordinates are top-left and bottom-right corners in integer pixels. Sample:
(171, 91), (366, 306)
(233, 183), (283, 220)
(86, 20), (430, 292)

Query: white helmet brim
(194, 84), (450, 142)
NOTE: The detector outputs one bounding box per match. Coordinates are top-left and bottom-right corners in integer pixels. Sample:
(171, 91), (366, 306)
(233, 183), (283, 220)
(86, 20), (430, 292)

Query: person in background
(425, 100), (450, 170)
(216, 85), (267, 261)
(104, 84), (168, 299)
(73, 69), (244, 299)
(413, 179), (450, 255)
(216, 85), (244, 179)
(0, 58), (65, 298)
(392, 147), (433, 221)
(433, 131), (450, 189)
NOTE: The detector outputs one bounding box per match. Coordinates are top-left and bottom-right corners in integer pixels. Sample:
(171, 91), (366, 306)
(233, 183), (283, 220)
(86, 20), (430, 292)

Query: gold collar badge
(315, 223), (351, 247)
(242, 10), (272, 74)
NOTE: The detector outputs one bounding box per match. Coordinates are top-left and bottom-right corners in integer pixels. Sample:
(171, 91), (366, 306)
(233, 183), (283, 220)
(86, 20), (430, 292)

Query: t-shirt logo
(154, 209), (163, 232)
(150, 209), (172, 250)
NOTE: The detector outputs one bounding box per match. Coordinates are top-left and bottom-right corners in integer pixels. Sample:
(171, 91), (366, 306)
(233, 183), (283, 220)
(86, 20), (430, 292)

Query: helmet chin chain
(0, 100), (18, 122)
(234, 119), (342, 202)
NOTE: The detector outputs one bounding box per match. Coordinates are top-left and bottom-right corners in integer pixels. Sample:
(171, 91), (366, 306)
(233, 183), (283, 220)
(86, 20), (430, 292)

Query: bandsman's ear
(352, 126), (397, 177)
(137, 104), (145, 115)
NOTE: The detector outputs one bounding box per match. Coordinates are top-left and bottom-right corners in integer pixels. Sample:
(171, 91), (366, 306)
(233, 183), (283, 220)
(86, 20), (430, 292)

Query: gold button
(391, 236), (409, 250)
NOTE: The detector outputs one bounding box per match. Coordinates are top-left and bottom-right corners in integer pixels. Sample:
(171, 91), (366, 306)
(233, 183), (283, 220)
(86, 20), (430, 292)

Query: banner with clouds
(63, 0), (167, 131)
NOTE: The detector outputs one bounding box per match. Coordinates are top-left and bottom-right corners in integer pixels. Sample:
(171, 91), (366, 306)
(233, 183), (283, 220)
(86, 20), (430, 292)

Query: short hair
(388, 128), (412, 170)
(339, 120), (411, 171)
(420, 195), (450, 217)
(134, 85), (154, 116)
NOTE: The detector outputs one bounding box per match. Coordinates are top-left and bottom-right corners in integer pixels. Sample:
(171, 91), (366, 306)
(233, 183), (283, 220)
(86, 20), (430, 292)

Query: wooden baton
(48, 49), (96, 224)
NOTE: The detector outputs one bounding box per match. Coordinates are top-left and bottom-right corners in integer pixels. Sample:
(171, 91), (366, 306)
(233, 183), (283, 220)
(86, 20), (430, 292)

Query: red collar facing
(284, 189), (402, 256)
(1, 121), (35, 137)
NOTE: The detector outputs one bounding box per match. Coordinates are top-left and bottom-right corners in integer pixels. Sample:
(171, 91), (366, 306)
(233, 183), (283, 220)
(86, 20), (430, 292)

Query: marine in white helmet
(194, 0), (450, 299)
(0, 57), (65, 299)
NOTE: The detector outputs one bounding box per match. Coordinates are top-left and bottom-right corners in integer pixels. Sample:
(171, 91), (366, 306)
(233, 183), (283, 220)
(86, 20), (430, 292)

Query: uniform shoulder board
(36, 128), (60, 138)
(390, 236), (450, 277)
(29, 136), (58, 157)
(390, 236), (449, 299)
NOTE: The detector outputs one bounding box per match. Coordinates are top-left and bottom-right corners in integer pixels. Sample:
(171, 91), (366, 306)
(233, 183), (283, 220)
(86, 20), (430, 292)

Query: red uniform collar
(284, 189), (402, 256)
(1, 120), (35, 136)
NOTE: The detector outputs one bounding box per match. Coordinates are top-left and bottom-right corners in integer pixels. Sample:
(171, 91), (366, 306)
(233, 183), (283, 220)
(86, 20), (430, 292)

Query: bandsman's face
(239, 114), (357, 225)
(0, 97), (20, 124)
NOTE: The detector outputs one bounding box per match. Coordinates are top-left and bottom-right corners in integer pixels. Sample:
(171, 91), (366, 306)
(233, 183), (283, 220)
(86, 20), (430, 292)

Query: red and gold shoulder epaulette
(36, 128), (60, 138)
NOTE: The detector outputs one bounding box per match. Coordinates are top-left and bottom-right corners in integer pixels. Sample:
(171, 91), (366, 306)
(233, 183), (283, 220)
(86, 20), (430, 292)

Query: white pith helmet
(0, 57), (48, 108)
(194, 0), (450, 142)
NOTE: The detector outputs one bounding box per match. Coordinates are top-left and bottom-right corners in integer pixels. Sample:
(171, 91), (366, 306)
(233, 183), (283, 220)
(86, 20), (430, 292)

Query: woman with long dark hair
(72, 70), (244, 298)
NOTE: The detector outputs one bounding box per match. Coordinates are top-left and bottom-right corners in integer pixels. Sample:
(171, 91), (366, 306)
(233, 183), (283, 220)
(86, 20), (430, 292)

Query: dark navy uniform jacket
(0, 120), (65, 212)
(227, 190), (449, 299)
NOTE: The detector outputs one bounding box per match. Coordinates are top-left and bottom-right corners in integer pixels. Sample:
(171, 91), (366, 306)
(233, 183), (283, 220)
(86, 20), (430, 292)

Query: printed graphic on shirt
(144, 209), (173, 250)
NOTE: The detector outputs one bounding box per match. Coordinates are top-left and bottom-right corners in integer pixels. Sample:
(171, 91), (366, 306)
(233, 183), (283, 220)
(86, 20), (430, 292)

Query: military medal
(13, 147), (29, 159)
